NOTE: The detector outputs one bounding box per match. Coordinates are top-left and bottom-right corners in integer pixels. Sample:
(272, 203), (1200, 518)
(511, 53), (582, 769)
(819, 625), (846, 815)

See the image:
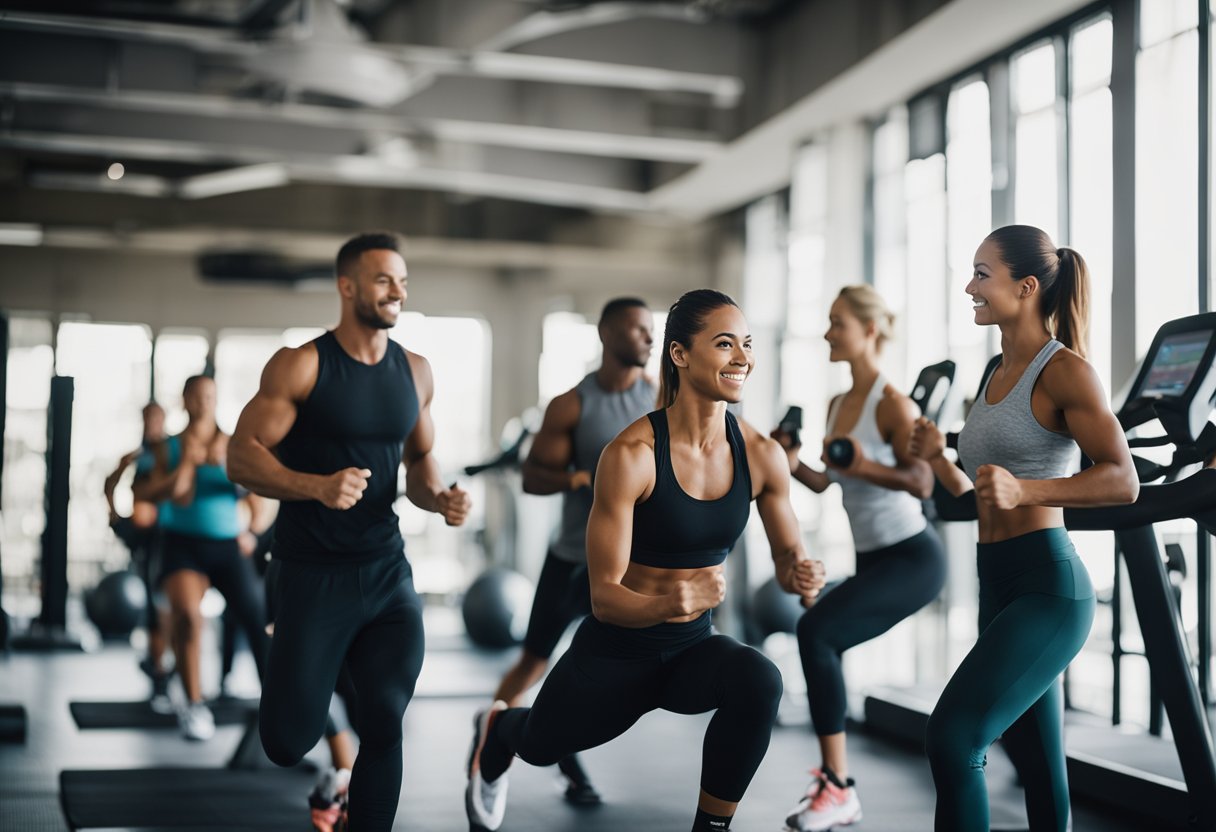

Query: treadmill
(864, 312), (1216, 830)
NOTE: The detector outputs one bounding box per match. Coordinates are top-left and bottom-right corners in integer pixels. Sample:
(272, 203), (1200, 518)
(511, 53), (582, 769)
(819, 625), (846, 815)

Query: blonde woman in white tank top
(773, 286), (946, 832)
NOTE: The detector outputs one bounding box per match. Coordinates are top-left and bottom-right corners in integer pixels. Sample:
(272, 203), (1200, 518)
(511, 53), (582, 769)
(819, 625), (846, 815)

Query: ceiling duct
(198, 250), (331, 284)
(227, 0), (418, 106)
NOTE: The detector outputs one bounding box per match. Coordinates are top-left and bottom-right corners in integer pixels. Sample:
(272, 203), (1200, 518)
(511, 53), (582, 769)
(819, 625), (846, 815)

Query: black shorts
(522, 550), (592, 659)
(160, 530), (241, 583)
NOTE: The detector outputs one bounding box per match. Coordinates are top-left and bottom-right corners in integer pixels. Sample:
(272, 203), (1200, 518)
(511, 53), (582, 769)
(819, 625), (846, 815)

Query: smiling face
(341, 248), (408, 330)
(967, 237), (1035, 327)
(823, 296), (874, 362)
(670, 303), (754, 404)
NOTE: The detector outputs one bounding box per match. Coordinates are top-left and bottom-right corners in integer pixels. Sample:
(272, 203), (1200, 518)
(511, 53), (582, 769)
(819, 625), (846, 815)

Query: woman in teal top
(135, 375), (269, 742)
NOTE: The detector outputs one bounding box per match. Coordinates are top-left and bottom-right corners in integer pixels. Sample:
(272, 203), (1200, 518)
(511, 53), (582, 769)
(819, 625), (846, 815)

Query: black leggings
(260, 554), (424, 832)
(521, 550), (591, 659)
(487, 613), (782, 802)
(797, 526), (946, 735)
(161, 531), (269, 681)
(112, 518), (161, 634)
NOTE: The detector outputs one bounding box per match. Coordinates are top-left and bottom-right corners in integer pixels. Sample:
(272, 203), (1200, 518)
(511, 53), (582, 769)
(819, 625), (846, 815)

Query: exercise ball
(751, 576), (805, 637)
(461, 567), (535, 649)
(84, 571), (147, 640)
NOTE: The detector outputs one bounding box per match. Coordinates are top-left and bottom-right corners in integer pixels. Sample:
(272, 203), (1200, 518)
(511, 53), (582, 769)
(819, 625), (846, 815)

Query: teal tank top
(158, 434), (241, 540)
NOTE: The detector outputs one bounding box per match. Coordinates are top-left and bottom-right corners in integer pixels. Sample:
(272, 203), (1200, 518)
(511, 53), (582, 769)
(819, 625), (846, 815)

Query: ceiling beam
(0, 82), (723, 163)
(0, 10), (742, 101)
(2, 130), (654, 213)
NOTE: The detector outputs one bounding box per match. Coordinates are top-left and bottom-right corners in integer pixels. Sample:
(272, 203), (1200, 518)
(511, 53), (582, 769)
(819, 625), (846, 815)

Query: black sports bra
(630, 409), (752, 569)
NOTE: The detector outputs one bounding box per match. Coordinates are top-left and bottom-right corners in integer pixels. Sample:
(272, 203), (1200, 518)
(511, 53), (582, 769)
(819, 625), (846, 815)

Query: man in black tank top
(229, 232), (471, 832)
(489, 297), (656, 806)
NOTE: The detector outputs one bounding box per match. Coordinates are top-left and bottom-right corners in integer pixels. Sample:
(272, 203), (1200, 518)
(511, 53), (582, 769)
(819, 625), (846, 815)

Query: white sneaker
(149, 692), (173, 715)
(785, 771), (861, 832)
(465, 701), (509, 831)
(782, 767), (826, 828)
(177, 701), (215, 741)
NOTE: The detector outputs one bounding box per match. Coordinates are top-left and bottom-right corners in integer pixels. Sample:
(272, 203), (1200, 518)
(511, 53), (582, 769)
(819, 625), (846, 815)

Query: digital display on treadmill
(1138, 329), (1214, 398)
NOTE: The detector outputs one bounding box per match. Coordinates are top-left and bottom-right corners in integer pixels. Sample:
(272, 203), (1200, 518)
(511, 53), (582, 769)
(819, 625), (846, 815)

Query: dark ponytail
(1052, 246), (1090, 359)
(657, 289), (740, 409)
(985, 225), (1091, 358)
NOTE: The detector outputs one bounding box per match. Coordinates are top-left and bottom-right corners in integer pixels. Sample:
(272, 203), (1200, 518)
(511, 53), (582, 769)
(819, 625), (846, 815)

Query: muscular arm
(402, 351), (471, 524)
(403, 352), (445, 510)
(749, 428), (825, 601)
(228, 346), (327, 502)
(791, 460), (832, 493)
(586, 437), (702, 627)
(520, 389), (588, 495)
(848, 394), (934, 499)
(908, 416), (974, 497)
(132, 442), (196, 505)
(1016, 355), (1139, 508)
(104, 450), (140, 515)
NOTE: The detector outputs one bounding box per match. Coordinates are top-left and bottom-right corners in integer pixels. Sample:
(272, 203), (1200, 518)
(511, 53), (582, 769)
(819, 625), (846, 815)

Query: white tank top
(826, 375), (927, 553)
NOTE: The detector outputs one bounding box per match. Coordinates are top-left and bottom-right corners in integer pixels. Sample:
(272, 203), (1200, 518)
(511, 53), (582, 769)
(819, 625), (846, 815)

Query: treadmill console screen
(1138, 329), (1214, 398)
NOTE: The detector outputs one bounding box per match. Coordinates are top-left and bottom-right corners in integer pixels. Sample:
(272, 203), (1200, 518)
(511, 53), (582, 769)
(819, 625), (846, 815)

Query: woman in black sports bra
(465, 289), (827, 832)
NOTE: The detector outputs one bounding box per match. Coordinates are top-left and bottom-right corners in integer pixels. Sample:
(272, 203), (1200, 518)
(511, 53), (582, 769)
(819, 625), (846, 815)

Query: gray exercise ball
(84, 570), (147, 640)
(461, 567), (535, 649)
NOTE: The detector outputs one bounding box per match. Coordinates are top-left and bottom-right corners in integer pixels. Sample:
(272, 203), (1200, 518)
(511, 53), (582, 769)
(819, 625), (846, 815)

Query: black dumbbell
(778, 406), (803, 447)
(826, 437), (854, 468)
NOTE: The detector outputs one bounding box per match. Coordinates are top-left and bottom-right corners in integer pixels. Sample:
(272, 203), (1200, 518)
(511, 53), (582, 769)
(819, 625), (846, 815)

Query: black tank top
(274, 331), (419, 563)
(630, 409), (752, 569)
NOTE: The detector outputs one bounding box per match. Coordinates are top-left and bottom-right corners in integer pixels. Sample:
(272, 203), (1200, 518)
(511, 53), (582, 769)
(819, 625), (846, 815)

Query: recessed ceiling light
(107, 162), (125, 180)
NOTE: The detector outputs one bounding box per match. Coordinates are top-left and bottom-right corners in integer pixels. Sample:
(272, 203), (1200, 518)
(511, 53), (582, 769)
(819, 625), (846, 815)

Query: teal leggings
(926, 528), (1094, 832)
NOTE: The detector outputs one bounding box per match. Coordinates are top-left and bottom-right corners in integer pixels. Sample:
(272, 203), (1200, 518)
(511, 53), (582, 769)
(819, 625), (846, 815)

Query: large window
(538, 313), (599, 404)
(1071, 15), (1115, 394)
(154, 330), (210, 435)
(389, 314), (491, 594)
(1013, 40), (1062, 240)
(1065, 12), (1121, 719)
(1137, 0), (1199, 353)
(1, 316), (53, 614)
(55, 322), (153, 587)
(904, 153), (949, 381)
(872, 110), (911, 386)
(946, 78), (994, 389)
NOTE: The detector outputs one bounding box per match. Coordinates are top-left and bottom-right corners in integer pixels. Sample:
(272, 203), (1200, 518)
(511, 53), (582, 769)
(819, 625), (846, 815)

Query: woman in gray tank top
(908, 225), (1138, 832)
(774, 285), (946, 832)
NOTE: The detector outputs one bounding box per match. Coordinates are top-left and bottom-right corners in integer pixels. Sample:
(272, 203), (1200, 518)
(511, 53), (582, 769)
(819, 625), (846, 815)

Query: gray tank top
(551, 372), (657, 563)
(957, 339), (1077, 482)
(826, 375), (927, 552)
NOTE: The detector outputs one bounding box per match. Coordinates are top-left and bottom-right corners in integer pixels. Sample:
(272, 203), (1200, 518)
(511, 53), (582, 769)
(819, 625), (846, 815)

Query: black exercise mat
(69, 698), (257, 729)
(60, 767), (314, 829)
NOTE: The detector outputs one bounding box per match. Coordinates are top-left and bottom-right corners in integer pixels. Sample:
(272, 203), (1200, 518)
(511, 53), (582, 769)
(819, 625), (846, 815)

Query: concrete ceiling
(0, 0), (1098, 261)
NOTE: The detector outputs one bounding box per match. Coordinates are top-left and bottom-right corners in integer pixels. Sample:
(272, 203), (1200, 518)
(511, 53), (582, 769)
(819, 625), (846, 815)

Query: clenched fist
(317, 467), (371, 510)
(789, 557), (827, 606)
(674, 566), (727, 616)
(436, 484), (472, 527)
(908, 417), (945, 461)
(974, 464), (1022, 510)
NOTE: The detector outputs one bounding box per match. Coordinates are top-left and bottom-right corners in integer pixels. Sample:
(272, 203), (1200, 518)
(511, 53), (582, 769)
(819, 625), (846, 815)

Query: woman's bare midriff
(621, 560), (720, 623)
(977, 503), (1065, 544)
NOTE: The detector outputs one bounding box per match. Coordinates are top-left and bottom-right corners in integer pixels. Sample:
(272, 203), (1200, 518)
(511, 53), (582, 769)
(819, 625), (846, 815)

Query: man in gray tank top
(489, 297), (656, 806)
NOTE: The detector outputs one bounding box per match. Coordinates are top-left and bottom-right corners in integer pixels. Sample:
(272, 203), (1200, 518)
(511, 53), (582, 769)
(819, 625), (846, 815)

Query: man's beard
(355, 299), (396, 330)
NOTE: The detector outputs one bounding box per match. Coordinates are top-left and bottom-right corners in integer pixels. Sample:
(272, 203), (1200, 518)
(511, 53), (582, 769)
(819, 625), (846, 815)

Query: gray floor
(0, 613), (1163, 831)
